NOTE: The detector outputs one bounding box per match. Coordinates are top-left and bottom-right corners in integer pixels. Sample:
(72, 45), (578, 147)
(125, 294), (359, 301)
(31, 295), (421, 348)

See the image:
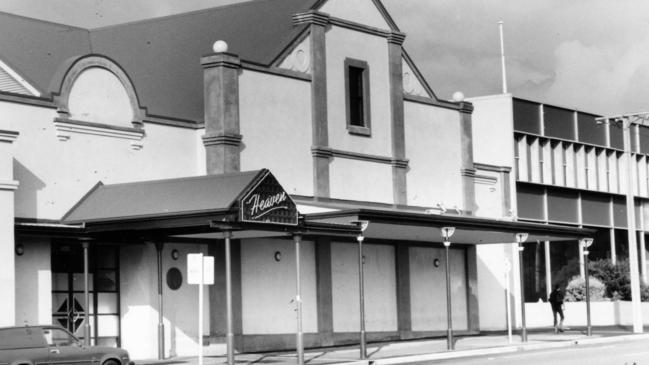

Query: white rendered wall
(326, 27), (391, 158)
(468, 94), (515, 168)
(329, 158), (393, 204)
(239, 71), (313, 196)
(475, 244), (510, 330)
(15, 237), (52, 327)
(320, 0), (391, 30)
(120, 243), (209, 360)
(409, 246), (468, 331)
(405, 101), (463, 209)
(240, 238), (317, 334)
(0, 101), (199, 220)
(331, 242), (397, 332)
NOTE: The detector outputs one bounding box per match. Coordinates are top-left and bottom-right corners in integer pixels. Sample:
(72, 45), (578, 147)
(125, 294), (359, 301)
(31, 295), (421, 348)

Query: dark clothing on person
(549, 288), (565, 331)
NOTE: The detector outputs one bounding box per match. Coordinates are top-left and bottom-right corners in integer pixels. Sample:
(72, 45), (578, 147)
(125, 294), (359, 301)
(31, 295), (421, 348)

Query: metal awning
(305, 209), (594, 244)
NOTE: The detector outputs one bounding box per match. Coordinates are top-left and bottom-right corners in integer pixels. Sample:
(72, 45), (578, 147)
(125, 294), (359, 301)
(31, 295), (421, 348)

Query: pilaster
(295, 11), (331, 198)
(201, 52), (242, 174)
(395, 244), (411, 338)
(315, 237), (334, 346)
(0, 130), (18, 326)
(459, 102), (477, 215)
(388, 32), (408, 205)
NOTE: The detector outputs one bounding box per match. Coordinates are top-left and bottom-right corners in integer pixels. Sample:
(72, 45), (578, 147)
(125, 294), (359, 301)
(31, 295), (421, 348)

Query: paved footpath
(137, 327), (649, 365)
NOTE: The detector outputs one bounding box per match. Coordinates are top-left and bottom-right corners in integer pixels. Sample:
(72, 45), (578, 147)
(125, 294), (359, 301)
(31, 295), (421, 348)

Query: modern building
(470, 93), (649, 302)
(0, 0), (592, 360)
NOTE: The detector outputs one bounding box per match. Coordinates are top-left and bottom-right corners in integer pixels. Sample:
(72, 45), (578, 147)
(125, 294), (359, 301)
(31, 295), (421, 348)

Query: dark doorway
(51, 242), (121, 346)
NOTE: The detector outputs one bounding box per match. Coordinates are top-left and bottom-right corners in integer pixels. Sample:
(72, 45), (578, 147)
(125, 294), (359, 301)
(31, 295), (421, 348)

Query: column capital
(293, 10), (330, 27)
(458, 101), (474, 114)
(201, 53), (241, 69)
(387, 32), (406, 45)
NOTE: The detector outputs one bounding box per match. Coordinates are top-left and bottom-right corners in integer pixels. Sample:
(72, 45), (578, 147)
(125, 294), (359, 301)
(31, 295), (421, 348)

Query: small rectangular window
(345, 58), (371, 136)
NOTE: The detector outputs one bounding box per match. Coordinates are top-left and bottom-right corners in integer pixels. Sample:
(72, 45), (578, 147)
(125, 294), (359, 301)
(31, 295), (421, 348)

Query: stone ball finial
(212, 40), (228, 53)
(452, 91), (465, 102)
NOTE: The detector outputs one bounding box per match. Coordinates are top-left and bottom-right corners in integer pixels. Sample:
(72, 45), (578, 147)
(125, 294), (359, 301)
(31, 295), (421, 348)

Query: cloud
(541, 36), (649, 115)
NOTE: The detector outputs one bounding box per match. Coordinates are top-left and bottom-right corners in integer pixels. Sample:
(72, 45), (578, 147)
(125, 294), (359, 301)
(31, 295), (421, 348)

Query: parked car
(0, 325), (134, 365)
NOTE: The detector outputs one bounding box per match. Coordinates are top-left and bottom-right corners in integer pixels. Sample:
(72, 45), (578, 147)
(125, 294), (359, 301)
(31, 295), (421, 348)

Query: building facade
(1, 0), (591, 360)
(470, 93), (649, 302)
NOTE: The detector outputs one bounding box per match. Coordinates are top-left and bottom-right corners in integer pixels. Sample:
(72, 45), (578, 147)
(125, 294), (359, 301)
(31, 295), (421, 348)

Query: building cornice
(311, 146), (409, 167)
(0, 180), (19, 191)
(201, 53), (241, 70)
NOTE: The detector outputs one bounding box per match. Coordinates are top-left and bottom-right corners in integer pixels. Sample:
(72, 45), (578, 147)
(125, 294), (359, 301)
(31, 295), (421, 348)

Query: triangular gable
(0, 58), (40, 96)
(275, 31), (311, 73)
(317, 0), (399, 31)
(402, 50), (437, 100)
(239, 170), (299, 226)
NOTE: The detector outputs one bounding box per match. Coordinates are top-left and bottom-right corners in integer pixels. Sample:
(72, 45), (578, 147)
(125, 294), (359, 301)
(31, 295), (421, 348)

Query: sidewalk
(136, 327), (649, 365)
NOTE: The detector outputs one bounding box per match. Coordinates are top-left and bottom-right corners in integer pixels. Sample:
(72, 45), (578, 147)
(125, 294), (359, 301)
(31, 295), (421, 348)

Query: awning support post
(441, 227), (455, 350)
(225, 230), (235, 365)
(357, 232), (367, 359)
(81, 239), (91, 346)
(515, 233), (528, 342)
(294, 233), (304, 365)
(581, 238), (594, 336)
(155, 241), (165, 359)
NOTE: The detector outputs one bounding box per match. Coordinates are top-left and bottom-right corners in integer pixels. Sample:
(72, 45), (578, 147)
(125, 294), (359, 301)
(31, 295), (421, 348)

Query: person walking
(549, 284), (565, 333)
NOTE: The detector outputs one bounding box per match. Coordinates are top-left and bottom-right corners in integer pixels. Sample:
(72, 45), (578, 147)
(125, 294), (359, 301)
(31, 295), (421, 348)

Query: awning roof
(63, 170), (262, 225)
(305, 209), (594, 244)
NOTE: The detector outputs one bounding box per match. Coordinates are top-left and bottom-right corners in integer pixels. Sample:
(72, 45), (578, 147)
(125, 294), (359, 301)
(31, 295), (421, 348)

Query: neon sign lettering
(245, 192), (288, 220)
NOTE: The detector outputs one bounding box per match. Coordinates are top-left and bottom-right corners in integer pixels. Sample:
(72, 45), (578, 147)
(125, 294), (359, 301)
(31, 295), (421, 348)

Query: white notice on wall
(187, 253), (203, 284)
(203, 256), (214, 285)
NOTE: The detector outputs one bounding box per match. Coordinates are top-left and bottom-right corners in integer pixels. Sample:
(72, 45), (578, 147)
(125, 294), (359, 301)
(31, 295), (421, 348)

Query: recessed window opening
(345, 58), (371, 136)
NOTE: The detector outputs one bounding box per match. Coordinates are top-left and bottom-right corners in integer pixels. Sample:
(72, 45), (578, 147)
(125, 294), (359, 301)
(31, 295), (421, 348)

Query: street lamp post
(441, 226), (456, 350)
(515, 232), (529, 342)
(581, 238), (594, 336)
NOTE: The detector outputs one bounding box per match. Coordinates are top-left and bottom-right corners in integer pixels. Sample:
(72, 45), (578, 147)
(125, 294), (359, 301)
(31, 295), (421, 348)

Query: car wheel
(103, 360), (120, 365)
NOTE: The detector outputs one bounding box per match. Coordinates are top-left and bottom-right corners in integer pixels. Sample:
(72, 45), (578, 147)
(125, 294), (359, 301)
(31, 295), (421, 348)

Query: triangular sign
(239, 172), (298, 225)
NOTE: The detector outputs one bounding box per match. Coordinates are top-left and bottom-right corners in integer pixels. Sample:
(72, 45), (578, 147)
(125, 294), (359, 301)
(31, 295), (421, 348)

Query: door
(51, 242), (121, 346)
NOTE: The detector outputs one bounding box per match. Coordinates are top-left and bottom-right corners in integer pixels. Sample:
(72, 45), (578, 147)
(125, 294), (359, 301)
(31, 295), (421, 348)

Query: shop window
(550, 240), (580, 289)
(522, 241), (547, 302)
(345, 58), (371, 136)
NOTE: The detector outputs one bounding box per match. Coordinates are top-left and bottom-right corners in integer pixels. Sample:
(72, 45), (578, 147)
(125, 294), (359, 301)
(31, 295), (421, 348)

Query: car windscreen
(0, 327), (46, 350)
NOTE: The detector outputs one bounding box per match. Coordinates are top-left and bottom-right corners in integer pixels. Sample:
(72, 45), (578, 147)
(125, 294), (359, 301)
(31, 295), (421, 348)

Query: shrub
(564, 275), (606, 302)
(588, 258), (649, 301)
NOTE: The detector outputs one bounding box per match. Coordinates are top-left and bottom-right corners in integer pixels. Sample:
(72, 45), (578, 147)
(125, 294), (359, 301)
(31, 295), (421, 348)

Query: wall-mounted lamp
(515, 232), (528, 250)
(15, 244), (24, 256)
(274, 251), (282, 262)
(433, 258), (440, 268)
(171, 249), (180, 260)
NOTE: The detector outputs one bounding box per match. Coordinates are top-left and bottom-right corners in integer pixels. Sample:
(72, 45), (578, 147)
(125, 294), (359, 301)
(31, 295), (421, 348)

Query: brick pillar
(0, 130), (19, 326)
(201, 49), (242, 174)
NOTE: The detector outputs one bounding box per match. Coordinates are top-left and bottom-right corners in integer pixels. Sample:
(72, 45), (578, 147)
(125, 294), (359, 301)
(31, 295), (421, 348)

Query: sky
(0, 0), (647, 116)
